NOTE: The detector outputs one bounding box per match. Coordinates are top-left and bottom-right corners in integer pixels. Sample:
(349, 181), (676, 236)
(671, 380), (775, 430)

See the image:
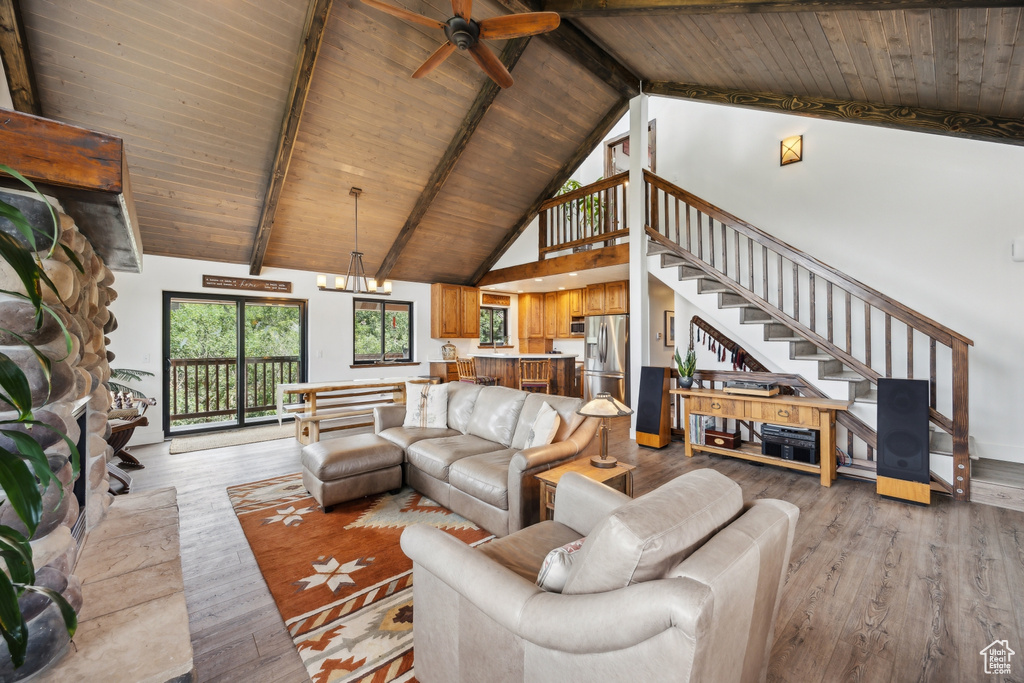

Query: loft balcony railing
(538, 172), (629, 257)
(169, 355), (300, 423)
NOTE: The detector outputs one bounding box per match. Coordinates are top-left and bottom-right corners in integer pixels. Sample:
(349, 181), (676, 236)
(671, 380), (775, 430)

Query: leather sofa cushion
(379, 426), (461, 451)
(406, 434), (505, 482)
(511, 393), (584, 450)
(478, 520), (582, 582)
(300, 433), (404, 481)
(466, 386), (527, 447)
(563, 469), (743, 595)
(449, 448), (516, 510)
(447, 381), (482, 433)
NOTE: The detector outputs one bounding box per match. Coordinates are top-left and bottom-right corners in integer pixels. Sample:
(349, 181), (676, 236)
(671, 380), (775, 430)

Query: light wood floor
(130, 433), (1024, 683)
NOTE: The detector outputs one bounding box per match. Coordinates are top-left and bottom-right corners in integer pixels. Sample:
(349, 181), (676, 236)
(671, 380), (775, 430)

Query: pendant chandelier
(316, 187), (392, 295)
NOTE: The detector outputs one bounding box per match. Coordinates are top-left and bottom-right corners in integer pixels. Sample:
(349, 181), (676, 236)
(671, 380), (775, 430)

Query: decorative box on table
(704, 428), (741, 449)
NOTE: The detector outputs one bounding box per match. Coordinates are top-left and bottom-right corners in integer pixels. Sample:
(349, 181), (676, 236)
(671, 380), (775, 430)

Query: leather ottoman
(301, 433), (405, 511)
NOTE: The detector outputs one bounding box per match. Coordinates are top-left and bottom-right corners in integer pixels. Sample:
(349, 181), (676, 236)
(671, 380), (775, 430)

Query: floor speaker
(635, 366), (670, 449)
(876, 378), (930, 504)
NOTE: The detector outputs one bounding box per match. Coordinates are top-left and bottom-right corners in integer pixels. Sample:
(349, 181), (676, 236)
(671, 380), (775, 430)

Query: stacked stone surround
(0, 189), (117, 678)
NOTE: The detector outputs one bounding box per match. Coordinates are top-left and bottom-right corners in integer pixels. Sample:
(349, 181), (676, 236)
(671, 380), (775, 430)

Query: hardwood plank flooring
(130, 432), (1024, 682)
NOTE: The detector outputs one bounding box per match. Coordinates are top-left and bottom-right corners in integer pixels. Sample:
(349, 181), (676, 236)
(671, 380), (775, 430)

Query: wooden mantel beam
(542, 0), (1024, 18)
(249, 0), (334, 276)
(645, 80), (1024, 146)
(0, 0), (42, 115)
(374, 38), (532, 285)
(470, 96), (630, 285)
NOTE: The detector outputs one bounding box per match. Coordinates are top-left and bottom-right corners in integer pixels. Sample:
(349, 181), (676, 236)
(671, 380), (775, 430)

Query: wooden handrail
(539, 172), (628, 210)
(645, 170), (973, 347)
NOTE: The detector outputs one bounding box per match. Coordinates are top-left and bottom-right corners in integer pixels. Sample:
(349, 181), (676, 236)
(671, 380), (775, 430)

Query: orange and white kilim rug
(227, 473), (492, 683)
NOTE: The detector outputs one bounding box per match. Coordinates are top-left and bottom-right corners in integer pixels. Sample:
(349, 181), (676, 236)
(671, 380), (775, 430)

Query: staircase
(642, 170), (975, 500)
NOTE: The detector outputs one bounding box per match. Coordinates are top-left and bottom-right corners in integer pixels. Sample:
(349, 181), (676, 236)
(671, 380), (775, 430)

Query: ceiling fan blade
(468, 42), (513, 89)
(451, 0), (472, 20)
(360, 0), (445, 29)
(478, 12), (560, 40)
(413, 41), (457, 78)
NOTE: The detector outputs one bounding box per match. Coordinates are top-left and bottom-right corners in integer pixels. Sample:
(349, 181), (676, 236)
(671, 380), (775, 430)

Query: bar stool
(519, 359), (551, 394)
(456, 358), (496, 386)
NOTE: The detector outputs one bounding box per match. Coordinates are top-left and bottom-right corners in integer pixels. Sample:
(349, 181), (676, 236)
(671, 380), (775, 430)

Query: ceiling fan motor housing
(445, 17), (479, 50)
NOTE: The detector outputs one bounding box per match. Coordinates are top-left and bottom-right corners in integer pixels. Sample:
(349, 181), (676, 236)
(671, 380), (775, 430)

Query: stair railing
(538, 172), (629, 258)
(645, 170), (972, 500)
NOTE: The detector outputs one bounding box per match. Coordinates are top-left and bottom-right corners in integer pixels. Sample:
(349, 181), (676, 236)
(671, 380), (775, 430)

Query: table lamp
(577, 392), (634, 468)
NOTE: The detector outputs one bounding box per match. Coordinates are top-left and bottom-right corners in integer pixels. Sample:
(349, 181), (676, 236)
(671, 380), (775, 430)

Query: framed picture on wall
(665, 310), (675, 347)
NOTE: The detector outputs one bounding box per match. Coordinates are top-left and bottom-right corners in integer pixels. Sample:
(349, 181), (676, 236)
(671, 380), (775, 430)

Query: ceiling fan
(361, 0), (559, 89)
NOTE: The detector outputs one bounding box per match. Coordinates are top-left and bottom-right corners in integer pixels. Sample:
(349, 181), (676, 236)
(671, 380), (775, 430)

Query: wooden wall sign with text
(481, 293), (511, 306)
(203, 275), (292, 293)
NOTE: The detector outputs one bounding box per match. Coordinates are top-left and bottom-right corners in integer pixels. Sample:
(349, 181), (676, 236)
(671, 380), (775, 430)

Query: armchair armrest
(401, 524), (711, 654)
(553, 471), (632, 536)
(373, 404), (406, 433)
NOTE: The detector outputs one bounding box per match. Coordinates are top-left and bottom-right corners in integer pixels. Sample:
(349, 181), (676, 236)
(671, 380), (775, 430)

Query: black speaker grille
(876, 378), (930, 484)
(636, 367), (666, 435)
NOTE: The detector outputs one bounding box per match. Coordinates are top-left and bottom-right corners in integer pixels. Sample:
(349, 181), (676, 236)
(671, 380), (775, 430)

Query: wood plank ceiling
(10, 1), (1024, 283)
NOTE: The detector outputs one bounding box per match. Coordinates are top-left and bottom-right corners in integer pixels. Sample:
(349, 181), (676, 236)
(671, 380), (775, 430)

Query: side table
(535, 458), (635, 522)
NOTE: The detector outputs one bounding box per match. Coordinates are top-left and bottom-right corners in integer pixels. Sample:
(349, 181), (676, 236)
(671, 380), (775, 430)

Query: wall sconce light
(780, 135), (803, 166)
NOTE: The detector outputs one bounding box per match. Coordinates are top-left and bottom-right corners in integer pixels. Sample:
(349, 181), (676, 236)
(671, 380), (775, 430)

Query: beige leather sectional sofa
(373, 382), (600, 537)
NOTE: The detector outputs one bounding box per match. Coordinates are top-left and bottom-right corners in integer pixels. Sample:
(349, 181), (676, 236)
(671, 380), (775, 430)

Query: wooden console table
(672, 388), (850, 486)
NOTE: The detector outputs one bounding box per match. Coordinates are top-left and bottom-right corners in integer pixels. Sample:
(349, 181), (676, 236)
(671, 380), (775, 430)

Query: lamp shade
(578, 392), (633, 418)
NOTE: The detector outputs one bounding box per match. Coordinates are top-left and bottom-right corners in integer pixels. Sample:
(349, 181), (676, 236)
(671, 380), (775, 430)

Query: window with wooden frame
(353, 299), (413, 364)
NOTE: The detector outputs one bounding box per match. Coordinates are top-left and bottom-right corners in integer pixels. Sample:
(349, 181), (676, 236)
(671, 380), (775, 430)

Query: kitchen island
(430, 354), (579, 397)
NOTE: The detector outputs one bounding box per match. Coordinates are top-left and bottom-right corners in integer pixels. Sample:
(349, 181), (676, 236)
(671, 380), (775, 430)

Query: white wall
(647, 98), (1024, 463)
(648, 275), (676, 368)
(110, 255), (435, 444)
(0, 61), (13, 110)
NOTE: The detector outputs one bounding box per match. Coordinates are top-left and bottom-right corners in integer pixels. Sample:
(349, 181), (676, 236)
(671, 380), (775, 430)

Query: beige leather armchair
(401, 468), (799, 683)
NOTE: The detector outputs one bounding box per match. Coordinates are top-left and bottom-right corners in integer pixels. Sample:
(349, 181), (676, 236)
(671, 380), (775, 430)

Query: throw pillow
(536, 537), (586, 593)
(403, 382), (449, 429)
(526, 401), (561, 449)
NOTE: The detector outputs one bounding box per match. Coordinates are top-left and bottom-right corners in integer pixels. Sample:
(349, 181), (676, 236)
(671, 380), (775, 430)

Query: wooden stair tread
(821, 371), (866, 382)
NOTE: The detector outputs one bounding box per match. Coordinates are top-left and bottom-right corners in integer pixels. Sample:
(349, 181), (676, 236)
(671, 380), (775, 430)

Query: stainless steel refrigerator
(583, 314), (629, 405)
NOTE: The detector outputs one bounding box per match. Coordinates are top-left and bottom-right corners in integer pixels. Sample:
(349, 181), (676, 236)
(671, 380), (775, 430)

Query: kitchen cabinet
(584, 281), (629, 315)
(569, 288), (584, 317)
(518, 293), (545, 340)
(544, 292), (558, 338)
(431, 283), (480, 338)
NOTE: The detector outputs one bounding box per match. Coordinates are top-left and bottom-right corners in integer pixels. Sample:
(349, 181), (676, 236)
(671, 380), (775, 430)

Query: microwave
(569, 320), (585, 335)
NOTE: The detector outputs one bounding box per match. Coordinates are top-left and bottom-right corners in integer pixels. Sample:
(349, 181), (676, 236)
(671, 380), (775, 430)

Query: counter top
(470, 353), (579, 359)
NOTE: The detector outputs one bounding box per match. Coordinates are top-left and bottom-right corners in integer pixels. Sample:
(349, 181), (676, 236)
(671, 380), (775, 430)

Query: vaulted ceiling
(4, 0), (1022, 283)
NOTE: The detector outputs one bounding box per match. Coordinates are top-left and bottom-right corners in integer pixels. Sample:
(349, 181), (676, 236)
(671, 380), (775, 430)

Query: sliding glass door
(163, 292), (307, 436)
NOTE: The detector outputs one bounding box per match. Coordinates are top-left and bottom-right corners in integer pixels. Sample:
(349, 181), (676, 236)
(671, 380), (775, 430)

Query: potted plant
(0, 165), (80, 671)
(674, 346), (697, 389)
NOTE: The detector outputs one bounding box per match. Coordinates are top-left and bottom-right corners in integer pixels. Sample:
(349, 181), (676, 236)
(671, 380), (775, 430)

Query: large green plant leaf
(0, 526), (33, 585)
(0, 449), (41, 537)
(20, 586), (76, 639)
(0, 353), (33, 421)
(0, 570), (28, 668)
(0, 420), (81, 480)
(0, 430), (57, 495)
(0, 165), (59, 256)
(0, 232), (42, 312)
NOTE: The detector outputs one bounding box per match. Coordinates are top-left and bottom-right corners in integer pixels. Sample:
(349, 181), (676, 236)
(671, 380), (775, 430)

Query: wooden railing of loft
(169, 356), (300, 422)
(538, 172), (629, 258)
(645, 170), (973, 500)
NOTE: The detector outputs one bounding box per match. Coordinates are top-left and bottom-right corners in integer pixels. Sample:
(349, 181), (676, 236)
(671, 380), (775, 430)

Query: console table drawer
(753, 403), (818, 426)
(692, 396), (747, 418)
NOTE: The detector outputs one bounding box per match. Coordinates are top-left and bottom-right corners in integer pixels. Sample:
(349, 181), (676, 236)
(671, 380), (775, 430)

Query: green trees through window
(480, 307), (508, 346)
(354, 299), (413, 363)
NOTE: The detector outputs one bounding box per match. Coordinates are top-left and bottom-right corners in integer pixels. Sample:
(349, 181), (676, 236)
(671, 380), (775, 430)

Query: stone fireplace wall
(0, 189), (117, 677)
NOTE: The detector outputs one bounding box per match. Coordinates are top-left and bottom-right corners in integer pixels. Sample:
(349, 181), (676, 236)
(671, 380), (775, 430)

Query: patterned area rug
(227, 474), (492, 683)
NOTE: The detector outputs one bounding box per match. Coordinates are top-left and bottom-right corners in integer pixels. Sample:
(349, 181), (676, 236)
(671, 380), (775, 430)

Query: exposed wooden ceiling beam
(374, 37), (532, 285)
(470, 96), (631, 285)
(645, 80), (1024, 145)
(493, 0), (640, 98)
(249, 0), (334, 276)
(543, 0), (1024, 18)
(477, 242), (629, 286)
(0, 0), (41, 115)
